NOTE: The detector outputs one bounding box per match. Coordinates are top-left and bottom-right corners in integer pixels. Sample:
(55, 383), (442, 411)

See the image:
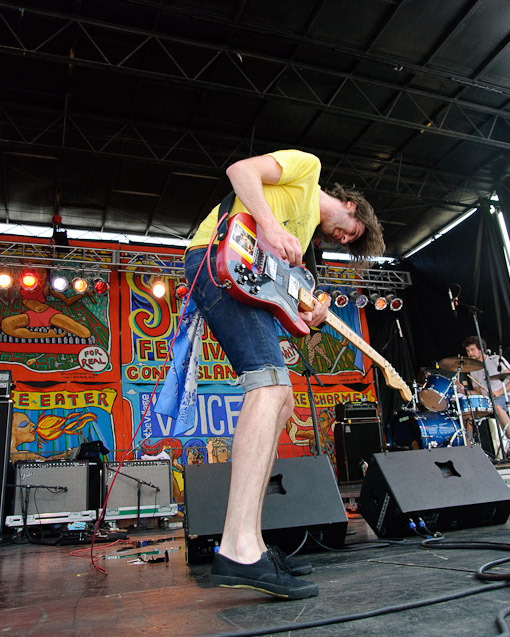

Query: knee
(279, 386), (295, 425)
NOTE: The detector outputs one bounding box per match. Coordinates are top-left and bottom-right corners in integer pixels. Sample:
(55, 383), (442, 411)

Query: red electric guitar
(216, 212), (412, 402)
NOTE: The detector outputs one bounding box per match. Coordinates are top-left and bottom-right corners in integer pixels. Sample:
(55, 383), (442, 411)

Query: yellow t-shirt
(187, 149), (321, 253)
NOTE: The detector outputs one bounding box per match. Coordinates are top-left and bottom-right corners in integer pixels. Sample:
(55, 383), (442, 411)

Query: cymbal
(490, 372), (510, 381)
(438, 356), (484, 372)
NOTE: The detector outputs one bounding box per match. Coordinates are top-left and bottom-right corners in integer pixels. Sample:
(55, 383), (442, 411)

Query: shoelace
(267, 546), (291, 574)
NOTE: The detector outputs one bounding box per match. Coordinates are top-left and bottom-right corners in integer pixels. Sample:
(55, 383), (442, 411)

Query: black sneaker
(211, 552), (318, 600)
(267, 545), (313, 576)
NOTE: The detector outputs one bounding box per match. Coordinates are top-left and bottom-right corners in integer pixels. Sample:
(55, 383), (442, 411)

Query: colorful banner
(0, 266), (119, 383)
(10, 382), (128, 463)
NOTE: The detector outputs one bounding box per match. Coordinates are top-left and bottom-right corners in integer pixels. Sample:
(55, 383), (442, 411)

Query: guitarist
(184, 150), (385, 599)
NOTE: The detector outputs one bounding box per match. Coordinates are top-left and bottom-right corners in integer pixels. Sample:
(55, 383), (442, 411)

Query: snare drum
(458, 394), (492, 420)
(418, 374), (453, 412)
(391, 410), (463, 449)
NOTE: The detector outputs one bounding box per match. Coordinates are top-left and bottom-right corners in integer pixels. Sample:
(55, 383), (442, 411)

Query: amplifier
(12, 461), (91, 521)
(102, 461), (177, 520)
(335, 401), (379, 423)
(0, 370), (12, 398)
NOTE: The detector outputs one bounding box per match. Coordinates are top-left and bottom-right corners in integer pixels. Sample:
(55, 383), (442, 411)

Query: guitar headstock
(381, 364), (412, 401)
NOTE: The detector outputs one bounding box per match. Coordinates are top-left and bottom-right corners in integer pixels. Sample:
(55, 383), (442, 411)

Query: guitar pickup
(287, 275), (299, 300)
(264, 255), (278, 281)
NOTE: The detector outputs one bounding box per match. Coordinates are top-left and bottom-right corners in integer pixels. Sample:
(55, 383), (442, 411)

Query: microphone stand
(289, 340), (325, 456)
(462, 303), (507, 459)
(114, 469), (160, 530)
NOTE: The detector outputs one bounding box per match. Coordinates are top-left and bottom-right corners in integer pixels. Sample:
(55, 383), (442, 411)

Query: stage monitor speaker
(0, 400), (13, 540)
(13, 461), (89, 518)
(335, 419), (382, 482)
(103, 461), (174, 520)
(184, 455), (348, 564)
(359, 446), (510, 537)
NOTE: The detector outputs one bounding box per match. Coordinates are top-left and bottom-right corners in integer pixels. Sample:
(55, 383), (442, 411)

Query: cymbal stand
(466, 303), (507, 456)
(501, 379), (510, 417)
(447, 367), (469, 447)
(411, 379), (420, 411)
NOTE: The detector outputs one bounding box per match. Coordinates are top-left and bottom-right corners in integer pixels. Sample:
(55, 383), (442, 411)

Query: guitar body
(216, 212), (412, 401)
(216, 212), (316, 337)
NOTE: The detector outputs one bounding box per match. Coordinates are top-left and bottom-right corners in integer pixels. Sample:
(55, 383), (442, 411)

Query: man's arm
(226, 154), (330, 327)
(226, 155), (303, 266)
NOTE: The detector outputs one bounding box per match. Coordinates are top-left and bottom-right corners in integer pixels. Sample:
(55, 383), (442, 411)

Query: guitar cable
(89, 213), (229, 574)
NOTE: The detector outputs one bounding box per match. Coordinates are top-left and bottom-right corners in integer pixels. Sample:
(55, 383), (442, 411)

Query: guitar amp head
(335, 401), (380, 423)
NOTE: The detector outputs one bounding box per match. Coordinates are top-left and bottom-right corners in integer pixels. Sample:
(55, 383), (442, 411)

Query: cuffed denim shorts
(184, 246), (291, 393)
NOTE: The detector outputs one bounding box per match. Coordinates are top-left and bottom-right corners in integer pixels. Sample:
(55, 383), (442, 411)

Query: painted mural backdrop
(121, 263), (377, 507)
(0, 238), (378, 513)
(0, 263), (119, 383)
(10, 382), (127, 463)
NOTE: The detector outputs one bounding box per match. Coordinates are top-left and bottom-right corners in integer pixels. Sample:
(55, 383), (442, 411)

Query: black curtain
(365, 298), (416, 441)
(366, 202), (510, 432)
(404, 204), (510, 368)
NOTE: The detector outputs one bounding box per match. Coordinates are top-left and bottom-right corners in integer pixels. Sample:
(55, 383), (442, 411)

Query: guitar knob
(237, 275), (249, 285)
(248, 273), (258, 283)
(249, 285), (261, 295)
(234, 263), (246, 273)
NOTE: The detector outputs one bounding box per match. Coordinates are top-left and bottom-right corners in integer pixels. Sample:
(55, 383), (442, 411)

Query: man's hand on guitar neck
(299, 292), (331, 328)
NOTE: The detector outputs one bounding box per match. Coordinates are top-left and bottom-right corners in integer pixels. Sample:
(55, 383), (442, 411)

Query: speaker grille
(104, 461), (173, 518)
(14, 461), (89, 516)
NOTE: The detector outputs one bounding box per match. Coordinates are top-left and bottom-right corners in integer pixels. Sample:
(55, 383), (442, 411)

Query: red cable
(90, 211), (229, 573)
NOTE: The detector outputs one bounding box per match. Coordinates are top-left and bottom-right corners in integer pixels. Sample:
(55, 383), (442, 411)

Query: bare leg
(495, 405), (510, 451)
(254, 386), (295, 554)
(219, 384), (294, 564)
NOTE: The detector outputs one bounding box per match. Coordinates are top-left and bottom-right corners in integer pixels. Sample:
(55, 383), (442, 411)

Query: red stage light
(176, 283), (189, 299)
(332, 290), (349, 308)
(20, 271), (39, 291)
(94, 279), (109, 295)
(390, 297), (403, 311)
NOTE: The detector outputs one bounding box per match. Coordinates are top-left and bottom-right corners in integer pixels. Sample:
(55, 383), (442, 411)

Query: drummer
(459, 336), (510, 442)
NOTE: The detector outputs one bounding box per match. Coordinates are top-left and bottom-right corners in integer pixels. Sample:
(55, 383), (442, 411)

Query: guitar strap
(303, 241), (318, 286)
(217, 191), (236, 242)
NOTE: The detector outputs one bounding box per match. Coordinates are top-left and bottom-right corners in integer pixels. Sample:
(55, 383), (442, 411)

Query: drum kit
(391, 355), (507, 451)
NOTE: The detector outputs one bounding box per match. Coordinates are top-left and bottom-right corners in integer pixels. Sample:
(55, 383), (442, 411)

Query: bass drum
(391, 410), (463, 450)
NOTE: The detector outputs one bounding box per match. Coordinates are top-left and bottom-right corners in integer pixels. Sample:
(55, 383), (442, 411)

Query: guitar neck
(324, 309), (386, 370)
(298, 286), (412, 401)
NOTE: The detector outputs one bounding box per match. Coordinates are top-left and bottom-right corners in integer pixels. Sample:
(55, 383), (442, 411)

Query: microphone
(448, 287), (457, 317)
(498, 345), (503, 372)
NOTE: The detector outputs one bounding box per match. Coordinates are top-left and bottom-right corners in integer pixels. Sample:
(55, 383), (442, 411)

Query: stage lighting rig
(151, 277), (167, 299)
(51, 275), (69, 292)
(348, 290), (368, 309)
(72, 277), (89, 294)
(0, 272), (13, 290)
(331, 290), (349, 308)
(386, 293), (404, 311)
(20, 270), (39, 291)
(369, 292), (388, 310)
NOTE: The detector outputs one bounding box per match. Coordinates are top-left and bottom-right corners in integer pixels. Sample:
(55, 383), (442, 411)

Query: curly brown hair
(462, 335), (486, 352)
(324, 184), (385, 261)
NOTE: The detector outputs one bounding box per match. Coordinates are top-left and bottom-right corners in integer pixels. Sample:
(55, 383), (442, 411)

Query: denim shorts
(184, 246), (290, 392)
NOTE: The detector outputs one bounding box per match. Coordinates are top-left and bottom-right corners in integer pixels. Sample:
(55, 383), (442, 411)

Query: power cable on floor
(210, 581), (510, 637)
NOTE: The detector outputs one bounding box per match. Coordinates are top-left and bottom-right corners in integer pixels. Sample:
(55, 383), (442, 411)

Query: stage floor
(1, 503), (510, 636)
